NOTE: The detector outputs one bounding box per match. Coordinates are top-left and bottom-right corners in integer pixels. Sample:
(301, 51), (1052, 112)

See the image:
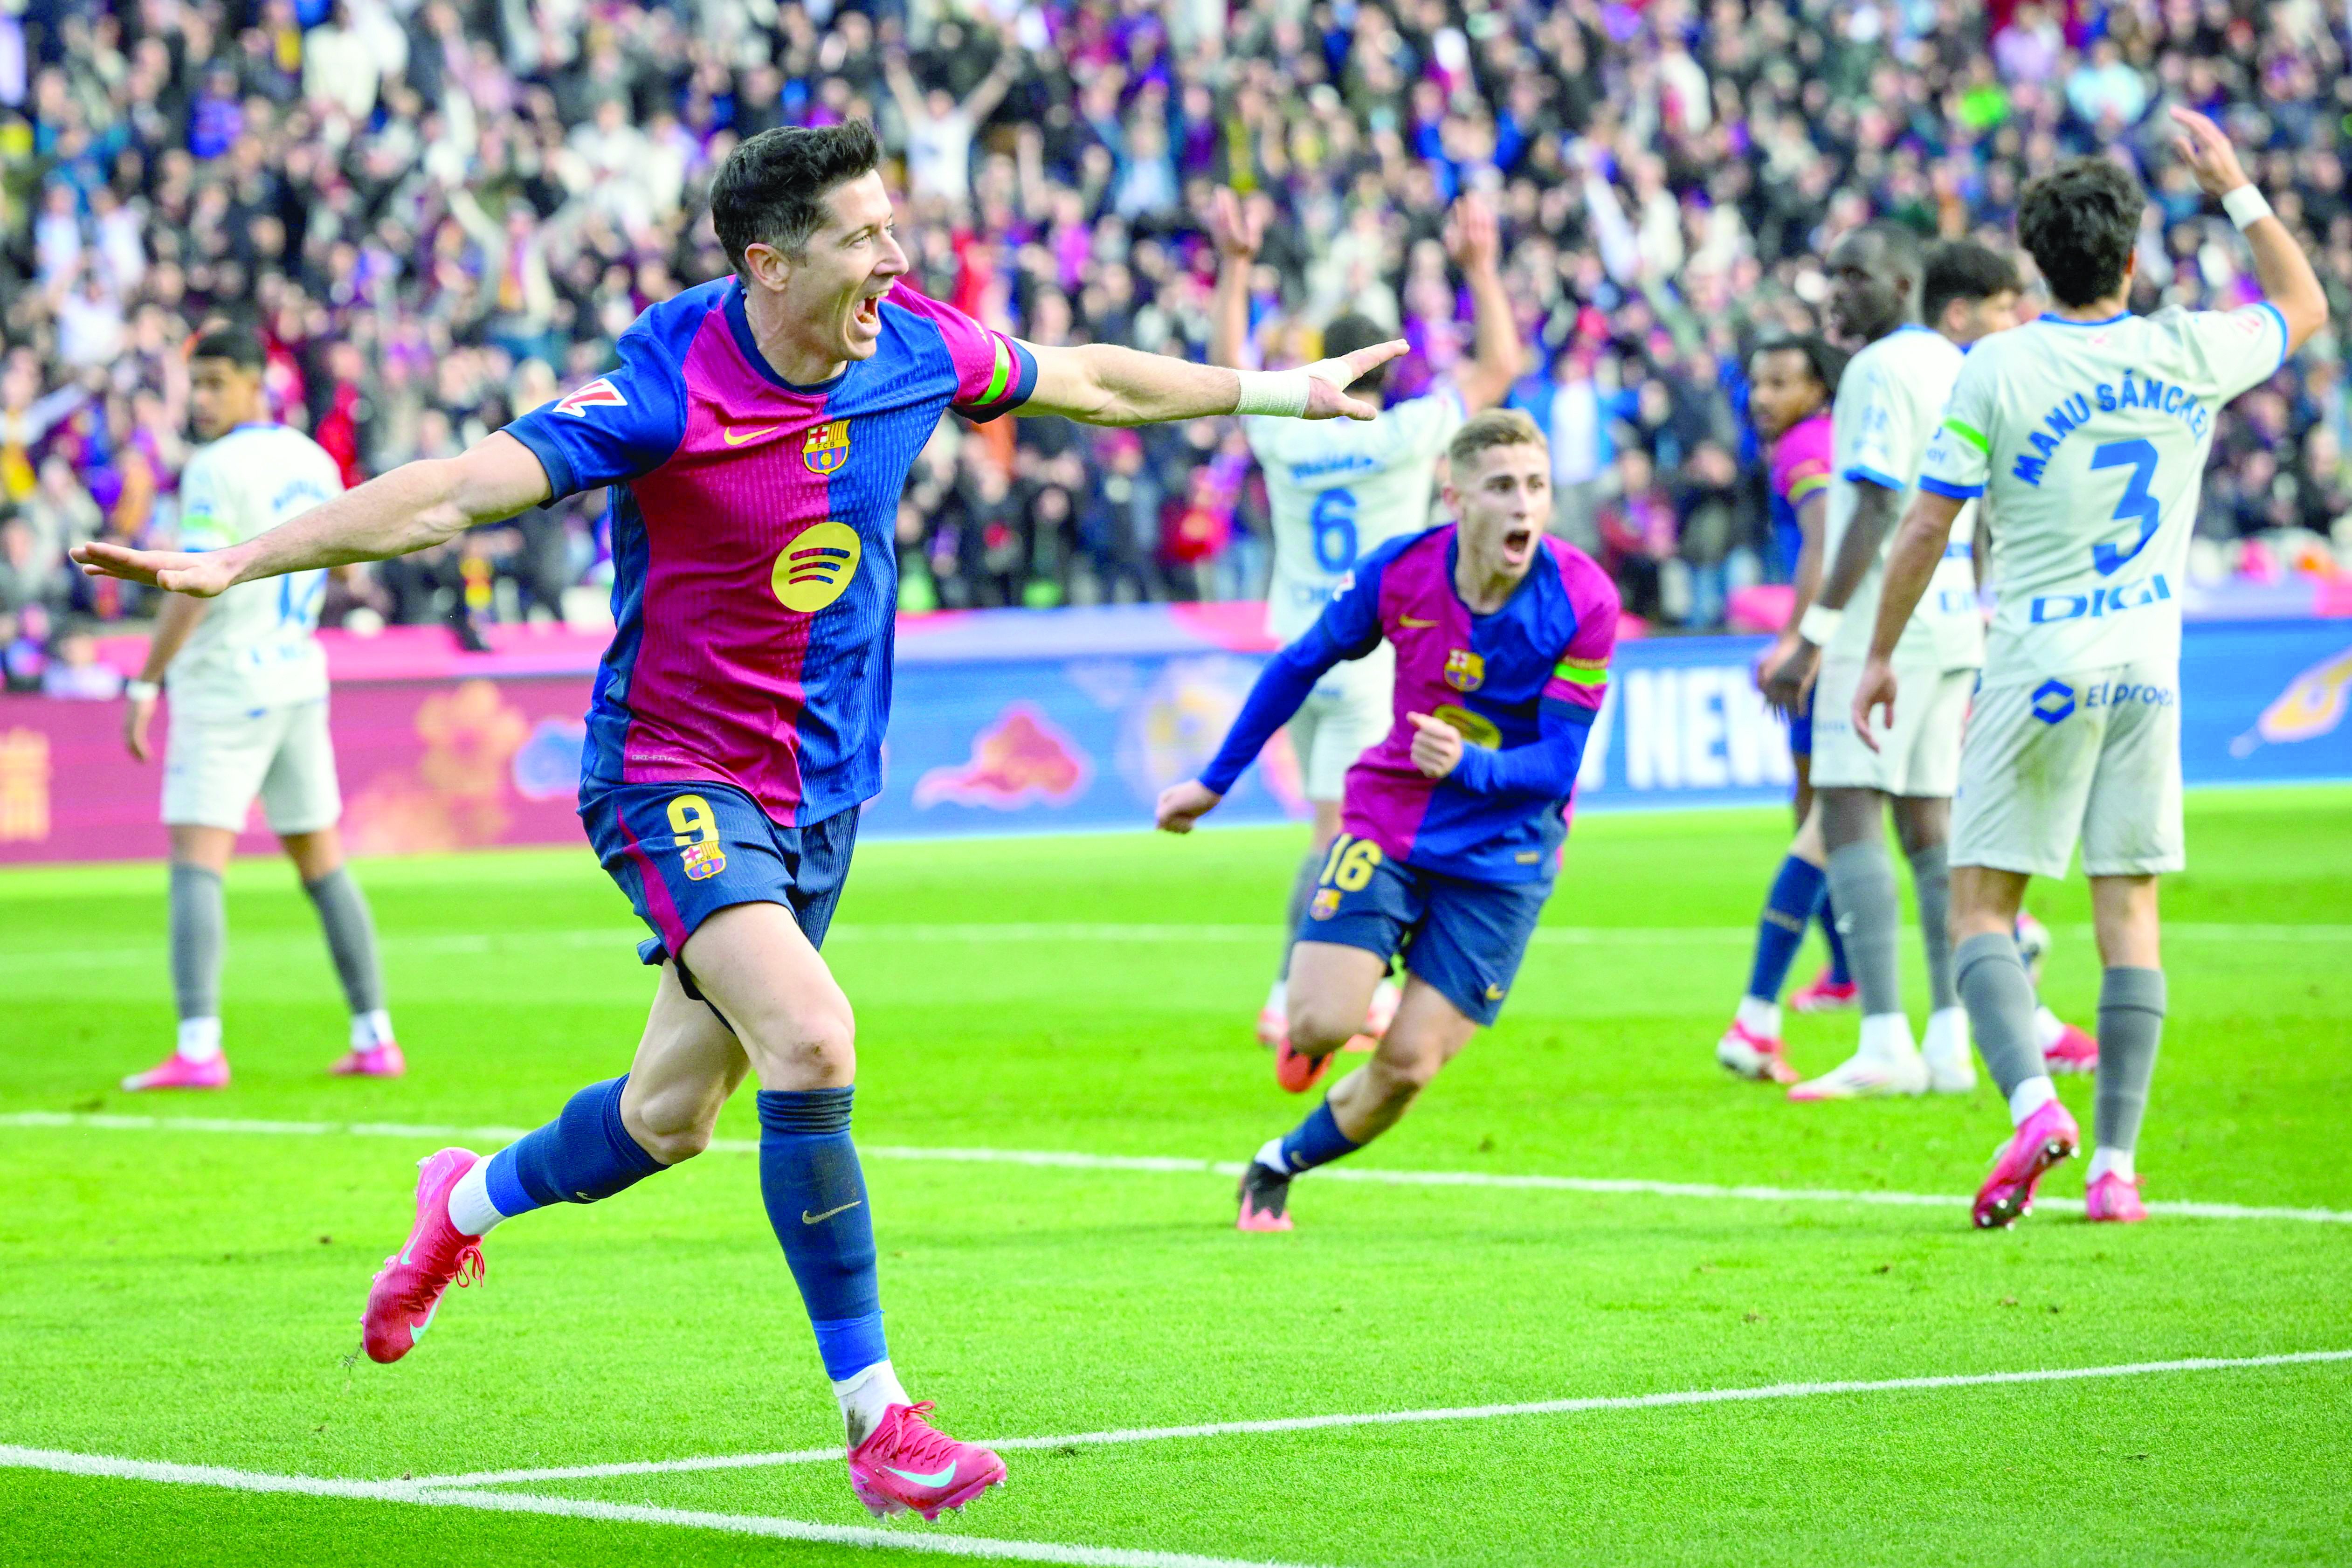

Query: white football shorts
(1285, 642), (1395, 803)
(1808, 655), (1973, 798)
(1952, 663), (2184, 879)
(161, 698), (343, 836)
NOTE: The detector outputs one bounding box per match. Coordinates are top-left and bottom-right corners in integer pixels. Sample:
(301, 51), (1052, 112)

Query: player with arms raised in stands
(1156, 410), (1617, 1231)
(76, 122), (1401, 1516)
(116, 326), (401, 1092)
(1208, 187), (1523, 1084)
(1717, 333), (1850, 1083)
(1763, 232), (2017, 1100)
(1855, 110), (2327, 1226)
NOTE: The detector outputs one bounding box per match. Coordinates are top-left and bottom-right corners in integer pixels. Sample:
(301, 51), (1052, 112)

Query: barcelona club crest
(1309, 888), (1342, 920)
(1443, 649), (1485, 692)
(802, 419), (852, 476)
(681, 841), (728, 882)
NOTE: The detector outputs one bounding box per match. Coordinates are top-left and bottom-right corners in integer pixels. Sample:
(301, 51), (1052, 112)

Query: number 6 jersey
(1917, 303), (2288, 680)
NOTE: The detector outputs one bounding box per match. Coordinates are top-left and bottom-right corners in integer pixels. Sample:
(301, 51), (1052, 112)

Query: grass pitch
(3, 787), (2350, 1567)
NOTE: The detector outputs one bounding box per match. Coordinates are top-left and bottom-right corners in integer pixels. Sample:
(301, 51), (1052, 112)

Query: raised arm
(1207, 188), (1263, 373)
(1021, 338), (1404, 426)
(2170, 106), (2328, 353)
(1445, 193), (1522, 413)
(73, 432), (551, 597)
(962, 45), (1020, 124)
(1849, 489), (1965, 749)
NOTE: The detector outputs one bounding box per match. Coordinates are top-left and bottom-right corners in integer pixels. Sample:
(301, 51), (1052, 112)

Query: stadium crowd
(2, 0), (2350, 689)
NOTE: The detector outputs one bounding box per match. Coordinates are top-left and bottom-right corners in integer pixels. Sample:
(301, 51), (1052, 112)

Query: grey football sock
(1276, 846), (1324, 981)
(1907, 842), (1955, 1010)
(303, 868), (386, 1015)
(1955, 931), (2043, 1098)
(169, 862), (225, 1022)
(2094, 967), (2166, 1154)
(1825, 841), (1904, 1017)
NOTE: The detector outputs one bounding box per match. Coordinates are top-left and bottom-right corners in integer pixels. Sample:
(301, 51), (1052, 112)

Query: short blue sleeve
(504, 322), (691, 500)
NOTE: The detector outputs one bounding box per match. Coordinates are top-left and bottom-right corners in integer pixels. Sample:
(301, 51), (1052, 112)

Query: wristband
(1796, 604), (1845, 647)
(1233, 368), (1312, 417)
(2221, 185), (2272, 230)
(125, 678), (160, 701)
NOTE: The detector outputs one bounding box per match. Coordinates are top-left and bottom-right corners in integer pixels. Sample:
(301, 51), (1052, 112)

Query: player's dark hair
(2018, 158), (2142, 308)
(1320, 312), (1394, 399)
(188, 325), (266, 370)
(1751, 333), (1848, 400)
(1922, 241), (2021, 326)
(712, 121), (885, 274)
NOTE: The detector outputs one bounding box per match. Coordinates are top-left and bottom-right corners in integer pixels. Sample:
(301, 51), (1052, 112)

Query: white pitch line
(0, 1445), (1319, 1568)
(7, 1111), (2351, 1225)
(404, 1348), (2352, 1489)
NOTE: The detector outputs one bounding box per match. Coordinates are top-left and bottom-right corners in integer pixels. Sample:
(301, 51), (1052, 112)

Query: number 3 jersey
(1244, 387), (1467, 643)
(504, 276), (1037, 826)
(1917, 304), (2288, 680)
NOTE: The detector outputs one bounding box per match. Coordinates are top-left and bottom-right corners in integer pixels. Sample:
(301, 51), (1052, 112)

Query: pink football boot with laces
(120, 1051), (229, 1091)
(361, 1147), (486, 1363)
(1788, 969), (1858, 1013)
(847, 1402), (1007, 1521)
(1973, 1099), (2080, 1230)
(2084, 1171), (2149, 1223)
(2042, 1022), (2098, 1075)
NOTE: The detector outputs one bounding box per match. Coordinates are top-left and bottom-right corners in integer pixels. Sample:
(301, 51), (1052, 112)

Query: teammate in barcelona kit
(76, 122), (1403, 1518)
(1716, 334), (1854, 1084)
(1760, 232), (2019, 1101)
(1207, 186), (1523, 1085)
(1155, 410), (1618, 1231)
(116, 327), (402, 1092)
(1856, 111), (2327, 1227)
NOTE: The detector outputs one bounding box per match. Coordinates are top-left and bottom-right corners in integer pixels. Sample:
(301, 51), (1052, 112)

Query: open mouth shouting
(1498, 522), (1539, 569)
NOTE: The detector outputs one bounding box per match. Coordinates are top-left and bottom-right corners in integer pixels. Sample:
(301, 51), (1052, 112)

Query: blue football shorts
(580, 780), (858, 967)
(1294, 834), (1550, 1027)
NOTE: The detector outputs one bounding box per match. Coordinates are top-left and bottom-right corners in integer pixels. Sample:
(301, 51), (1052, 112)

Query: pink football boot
(361, 1147), (486, 1364)
(121, 1051), (229, 1091)
(1788, 969), (1858, 1013)
(1274, 1037), (1334, 1093)
(847, 1402), (1007, 1521)
(2084, 1171), (2149, 1223)
(2042, 1022), (2098, 1076)
(1360, 981), (1401, 1043)
(1715, 1019), (1799, 1084)
(331, 1043), (407, 1079)
(1973, 1099), (2080, 1230)
(1235, 1161), (1295, 1232)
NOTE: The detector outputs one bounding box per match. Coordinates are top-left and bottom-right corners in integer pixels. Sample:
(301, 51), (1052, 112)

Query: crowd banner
(3, 610), (2346, 864)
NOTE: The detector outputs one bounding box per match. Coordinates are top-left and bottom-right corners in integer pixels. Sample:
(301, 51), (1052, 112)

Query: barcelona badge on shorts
(1444, 648), (1485, 692)
(1309, 888), (1341, 920)
(802, 418), (852, 476)
(682, 840), (728, 881)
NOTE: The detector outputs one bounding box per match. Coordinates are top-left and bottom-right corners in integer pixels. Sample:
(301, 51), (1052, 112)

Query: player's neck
(1452, 548), (1521, 615)
(1864, 315), (1915, 347)
(2047, 291), (2130, 323)
(744, 286), (847, 387)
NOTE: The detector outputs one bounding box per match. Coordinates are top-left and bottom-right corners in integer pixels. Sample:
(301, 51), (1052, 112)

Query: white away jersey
(169, 424), (345, 716)
(1917, 304), (2288, 679)
(1246, 386), (1467, 642)
(1823, 325), (1982, 669)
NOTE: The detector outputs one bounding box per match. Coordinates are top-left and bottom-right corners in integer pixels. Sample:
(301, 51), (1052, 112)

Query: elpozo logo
(773, 522), (861, 613)
(2031, 680), (2076, 725)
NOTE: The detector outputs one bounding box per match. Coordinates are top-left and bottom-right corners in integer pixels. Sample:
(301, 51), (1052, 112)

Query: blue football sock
(1819, 889), (1853, 985)
(1263, 1098), (1361, 1175)
(1746, 856), (1827, 1003)
(757, 1086), (887, 1382)
(483, 1075), (666, 1218)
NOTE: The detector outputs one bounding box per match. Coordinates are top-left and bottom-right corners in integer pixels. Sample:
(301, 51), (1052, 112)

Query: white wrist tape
(1797, 604), (1845, 647)
(2222, 185), (2272, 230)
(1234, 369), (1312, 417)
(125, 679), (160, 701)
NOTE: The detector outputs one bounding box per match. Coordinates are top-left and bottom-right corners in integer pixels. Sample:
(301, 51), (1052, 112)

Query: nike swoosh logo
(408, 1304), (437, 1340)
(399, 1244), (415, 1267)
(721, 426), (780, 446)
(1398, 615), (1437, 628)
(886, 1462), (956, 1487)
(802, 1201), (862, 1225)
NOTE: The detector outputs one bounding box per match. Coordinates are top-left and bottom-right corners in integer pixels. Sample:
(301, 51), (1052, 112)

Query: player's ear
(741, 241), (793, 295)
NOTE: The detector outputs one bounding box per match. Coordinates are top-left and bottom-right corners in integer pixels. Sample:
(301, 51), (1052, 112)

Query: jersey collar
(2037, 311), (2131, 326)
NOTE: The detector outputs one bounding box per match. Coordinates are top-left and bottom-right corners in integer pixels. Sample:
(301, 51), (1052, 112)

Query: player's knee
(750, 1010), (857, 1089)
(1287, 997), (1358, 1057)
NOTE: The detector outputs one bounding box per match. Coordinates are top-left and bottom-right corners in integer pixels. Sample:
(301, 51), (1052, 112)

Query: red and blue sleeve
(1197, 551), (1393, 797)
(889, 281), (1038, 424)
(504, 321), (690, 500)
(1450, 552), (1620, 798)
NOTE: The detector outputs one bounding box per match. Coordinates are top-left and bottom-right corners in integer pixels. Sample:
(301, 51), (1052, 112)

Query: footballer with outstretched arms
(75, 121), (1403, 1520)
(1156, 409), (1618, 1232)
(1760, 231), (2019, 1102)
(1854, 109), (2327, 1228)
(1208, 186), (1524, 1080)
(114, 326), (402, 1093)
(1715, 332), (1854, 1083)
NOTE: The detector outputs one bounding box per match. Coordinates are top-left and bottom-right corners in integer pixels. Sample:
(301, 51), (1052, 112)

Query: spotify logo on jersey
(773, 522), (861, 613)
